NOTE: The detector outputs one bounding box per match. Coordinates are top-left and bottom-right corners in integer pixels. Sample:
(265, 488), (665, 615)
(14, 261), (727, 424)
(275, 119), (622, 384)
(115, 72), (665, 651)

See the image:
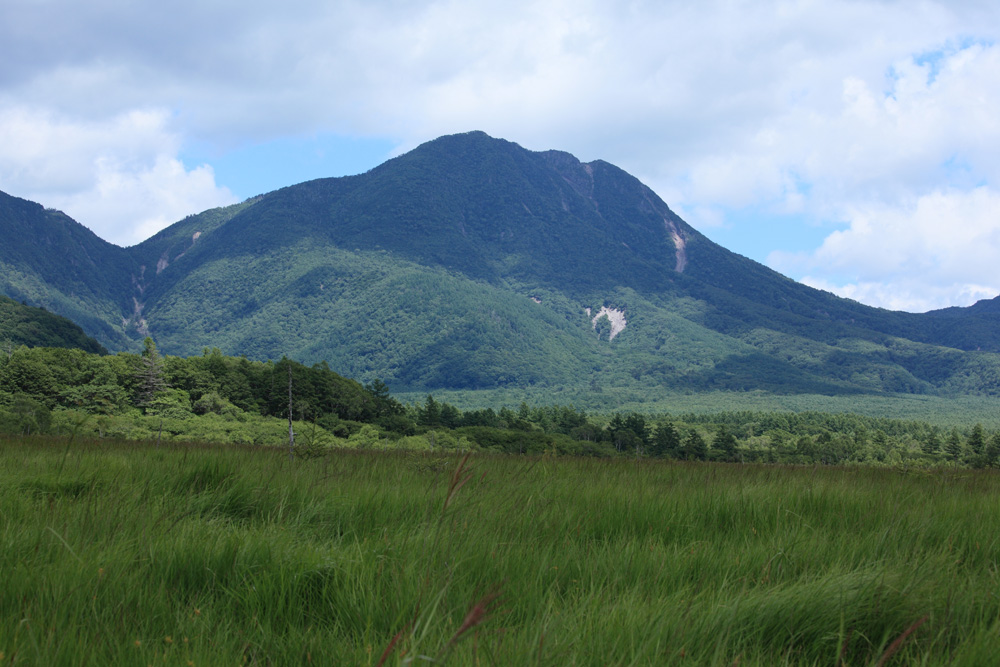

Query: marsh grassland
(1, 436), (998, 665)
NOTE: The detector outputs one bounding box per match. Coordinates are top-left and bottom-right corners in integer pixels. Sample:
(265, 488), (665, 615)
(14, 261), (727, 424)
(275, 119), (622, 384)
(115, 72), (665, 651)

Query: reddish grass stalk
(443, 452), (473, 511)
(877, 615), (928, 667)
(448, 590), (502, 647)
(376, 622), (413, 667)
(837, 628), (853, 667)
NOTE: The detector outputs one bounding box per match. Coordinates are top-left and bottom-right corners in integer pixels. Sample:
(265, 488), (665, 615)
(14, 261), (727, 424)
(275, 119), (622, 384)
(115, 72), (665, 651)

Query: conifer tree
(944, 428), (964, 462)
(624, 413), (650, 447)
(714, 425), (739, 462)
(683, 430), (708, 461)
(134, 337), (166, 408)
(440, 402), (461, 429)
(967, 423), (986, 467)
(419, 395), (442, 427)
(986, 433), (1000, 468)
(921, 429), (941, 456)
(650, 421), (681, 458)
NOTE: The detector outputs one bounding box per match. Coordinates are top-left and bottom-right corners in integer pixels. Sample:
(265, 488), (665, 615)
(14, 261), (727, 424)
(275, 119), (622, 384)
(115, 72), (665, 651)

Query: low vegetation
(3, 342), (1000, 468)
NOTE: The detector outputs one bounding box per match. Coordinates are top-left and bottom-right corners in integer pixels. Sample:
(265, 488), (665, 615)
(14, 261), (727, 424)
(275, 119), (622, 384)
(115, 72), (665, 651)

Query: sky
(2, 0), (999, 313)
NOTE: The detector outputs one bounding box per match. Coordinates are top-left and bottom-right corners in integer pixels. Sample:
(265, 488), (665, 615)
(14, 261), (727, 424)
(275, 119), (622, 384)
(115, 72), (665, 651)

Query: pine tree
(683, 430), (708, 461)
(967, 423), (986, 467)
(624, 413), (650, 448)
(986, 433), (1000, 468)
(134, 337), (166, 408)
(921, 429), (941, 456)
(440, 403), (461, 429)
(419, 395), (442, 427)
(650, 421), (681, 458)
(944, 428), (964, 462)
(714, 425), (738, 462)
(365, 378), (404, 417)
(607, 413), (627, 452)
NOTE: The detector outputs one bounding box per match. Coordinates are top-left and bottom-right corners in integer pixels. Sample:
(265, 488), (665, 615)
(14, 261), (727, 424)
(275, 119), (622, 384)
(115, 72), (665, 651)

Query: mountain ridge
(2, 131), (1000, 397)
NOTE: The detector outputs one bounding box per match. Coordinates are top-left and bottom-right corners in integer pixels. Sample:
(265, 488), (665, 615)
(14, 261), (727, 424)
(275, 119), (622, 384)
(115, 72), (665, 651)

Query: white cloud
(0, 106), (236, 245)
(675, 40), (1000, 212)
(801, 277), (999, 314)
(55, 155), (235, 246)
(773, 187), (1000, 311)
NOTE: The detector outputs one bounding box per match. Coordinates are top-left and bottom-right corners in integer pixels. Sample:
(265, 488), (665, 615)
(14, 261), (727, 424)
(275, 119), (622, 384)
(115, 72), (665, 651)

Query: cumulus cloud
(51, 155), (236, 247)
(800, 278), (998, 314)
(772, 187), (1000, 311)
(0, 106), (235, 245)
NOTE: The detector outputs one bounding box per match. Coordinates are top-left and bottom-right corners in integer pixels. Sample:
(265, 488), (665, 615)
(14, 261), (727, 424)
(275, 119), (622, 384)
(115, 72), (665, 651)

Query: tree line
(2, 340), (999, 467)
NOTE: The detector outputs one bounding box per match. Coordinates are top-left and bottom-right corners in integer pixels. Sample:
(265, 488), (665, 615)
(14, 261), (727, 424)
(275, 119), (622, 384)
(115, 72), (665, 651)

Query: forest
(2, 339), (999, 468)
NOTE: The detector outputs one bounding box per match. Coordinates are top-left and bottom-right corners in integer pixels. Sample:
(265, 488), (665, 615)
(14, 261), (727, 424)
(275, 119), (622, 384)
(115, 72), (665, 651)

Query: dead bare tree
(287, 363), (295, 460)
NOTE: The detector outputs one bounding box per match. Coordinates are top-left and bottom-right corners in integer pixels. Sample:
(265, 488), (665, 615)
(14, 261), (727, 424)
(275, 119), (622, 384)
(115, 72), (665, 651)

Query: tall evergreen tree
(607, 413), (628, 452)
(986, 433), (1000, 468)
(419, 395), (442, 427)
(134, 337), (167, 408)
(440, 402), (461, 429)
(683, 430), (708, 461)
(921, 429), (941, 456)
(623, 413), (650, 447)
(650, 421), (681, 458)
(967, 423), (986, 467)
(944, 428), (964, 462)
(364, 378), (404, 418)
(714, 425), (738, 462)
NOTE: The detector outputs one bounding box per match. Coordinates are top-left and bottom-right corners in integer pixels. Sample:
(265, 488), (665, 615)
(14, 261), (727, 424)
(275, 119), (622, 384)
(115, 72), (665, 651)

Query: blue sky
(181, 134), (397, 200)
(2, 0), (1000, 312)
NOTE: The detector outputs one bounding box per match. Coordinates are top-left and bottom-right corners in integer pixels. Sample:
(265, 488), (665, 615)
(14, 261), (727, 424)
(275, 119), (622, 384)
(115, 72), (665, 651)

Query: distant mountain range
(3, 131), (1000, 396)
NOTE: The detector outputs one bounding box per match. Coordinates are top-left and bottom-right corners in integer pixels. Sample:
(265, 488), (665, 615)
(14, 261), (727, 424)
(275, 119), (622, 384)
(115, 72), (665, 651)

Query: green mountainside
(0, 191), (137, 348)
(2, 131), (1000, 398)
(0, 294), (106, 354)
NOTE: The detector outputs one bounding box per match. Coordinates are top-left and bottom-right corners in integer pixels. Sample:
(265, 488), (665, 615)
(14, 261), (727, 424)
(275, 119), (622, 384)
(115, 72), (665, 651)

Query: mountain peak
(4, 134), (1000, 396)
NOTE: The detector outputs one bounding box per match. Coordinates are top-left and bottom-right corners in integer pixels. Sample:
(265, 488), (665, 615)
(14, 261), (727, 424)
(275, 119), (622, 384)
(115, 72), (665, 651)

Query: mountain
(3, 131), (1000, 397)
(0, 190), (137, 348)
(0, 294), (106, 354)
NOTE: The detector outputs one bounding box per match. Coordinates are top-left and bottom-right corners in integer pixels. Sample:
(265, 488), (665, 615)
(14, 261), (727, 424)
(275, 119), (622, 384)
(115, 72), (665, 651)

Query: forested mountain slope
(0, 191), (136, 347)
(2, 131), (1000, 396)
(0, 295), (106, 354)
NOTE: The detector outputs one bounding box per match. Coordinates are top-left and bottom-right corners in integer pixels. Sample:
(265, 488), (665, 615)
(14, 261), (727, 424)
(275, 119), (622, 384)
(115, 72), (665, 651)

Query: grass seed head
(448, 590), (503, 647)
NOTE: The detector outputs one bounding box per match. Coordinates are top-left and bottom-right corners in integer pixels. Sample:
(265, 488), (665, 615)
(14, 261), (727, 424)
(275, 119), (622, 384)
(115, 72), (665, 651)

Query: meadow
(1, 435), (998, 665)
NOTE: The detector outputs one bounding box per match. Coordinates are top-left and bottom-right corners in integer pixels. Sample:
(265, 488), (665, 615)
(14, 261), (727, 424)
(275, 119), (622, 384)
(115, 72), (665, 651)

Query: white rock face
(591, 306), (627, 340)
(670, 229), (687, 273)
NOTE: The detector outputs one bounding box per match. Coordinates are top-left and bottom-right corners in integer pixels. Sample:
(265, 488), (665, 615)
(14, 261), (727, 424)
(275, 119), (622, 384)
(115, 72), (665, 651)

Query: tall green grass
(1, 435), (998, 665)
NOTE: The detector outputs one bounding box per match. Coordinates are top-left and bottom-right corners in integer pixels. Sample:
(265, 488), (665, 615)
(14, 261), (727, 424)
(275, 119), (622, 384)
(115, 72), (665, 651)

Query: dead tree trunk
(287, 364), (295, 460)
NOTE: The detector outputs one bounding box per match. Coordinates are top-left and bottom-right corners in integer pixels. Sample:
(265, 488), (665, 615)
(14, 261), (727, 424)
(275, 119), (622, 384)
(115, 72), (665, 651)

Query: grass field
(1, 435), (998, 665)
